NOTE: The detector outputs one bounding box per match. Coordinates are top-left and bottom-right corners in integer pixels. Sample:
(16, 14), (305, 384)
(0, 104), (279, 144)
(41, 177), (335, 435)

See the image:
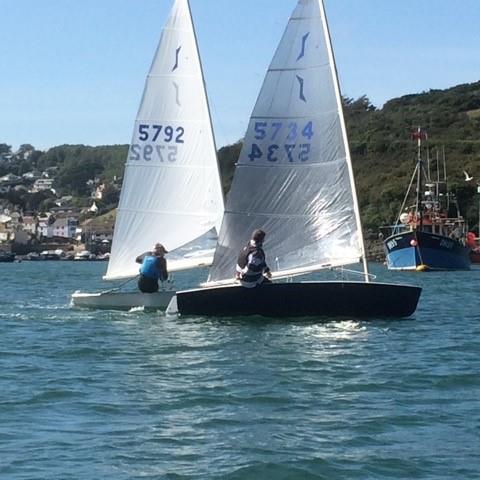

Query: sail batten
(251, 110), (338, 120)
(207, 0), (363, 284)
(233, 156), (348, 169)
(104, 0), (224, 281)
(268, 64), (329, 72)
(118, 208), (222, 217)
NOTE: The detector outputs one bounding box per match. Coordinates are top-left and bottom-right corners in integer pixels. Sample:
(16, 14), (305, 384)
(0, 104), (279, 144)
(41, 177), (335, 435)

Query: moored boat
(0, 251), (15, 263)
(74, 250), (94, 261)
(384, 130), (470, 271)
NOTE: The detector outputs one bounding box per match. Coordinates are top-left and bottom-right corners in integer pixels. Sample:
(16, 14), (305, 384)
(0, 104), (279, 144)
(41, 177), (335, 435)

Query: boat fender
(466, 232), (476, 248)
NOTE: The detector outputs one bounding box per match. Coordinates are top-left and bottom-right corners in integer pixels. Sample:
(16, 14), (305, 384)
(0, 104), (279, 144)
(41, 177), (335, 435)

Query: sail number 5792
(129, 124), (185, 162)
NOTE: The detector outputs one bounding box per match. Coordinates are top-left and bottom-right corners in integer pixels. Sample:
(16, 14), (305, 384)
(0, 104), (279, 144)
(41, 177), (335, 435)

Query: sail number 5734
(248, 121), (314, 162)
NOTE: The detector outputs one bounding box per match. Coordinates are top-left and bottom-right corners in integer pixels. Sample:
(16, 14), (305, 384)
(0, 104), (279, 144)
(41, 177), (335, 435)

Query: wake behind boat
(72, 0), (224, 311)
(170, 0), (421, 318)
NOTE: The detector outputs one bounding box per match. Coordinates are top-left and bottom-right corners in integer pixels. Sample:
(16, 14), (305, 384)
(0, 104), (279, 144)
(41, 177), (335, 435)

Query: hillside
(217, 80), (480, 230)
(1, 80), (479, 231)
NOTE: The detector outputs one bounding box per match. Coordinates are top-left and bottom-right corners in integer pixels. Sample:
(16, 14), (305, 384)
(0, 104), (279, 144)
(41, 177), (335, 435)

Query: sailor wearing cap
(135, 243), (169, 293)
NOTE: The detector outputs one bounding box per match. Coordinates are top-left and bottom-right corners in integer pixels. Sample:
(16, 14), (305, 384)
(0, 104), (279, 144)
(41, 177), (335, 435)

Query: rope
(100, 275), (138, 294)
(332, 266), (377, 281)
(100, 275), (175, 294)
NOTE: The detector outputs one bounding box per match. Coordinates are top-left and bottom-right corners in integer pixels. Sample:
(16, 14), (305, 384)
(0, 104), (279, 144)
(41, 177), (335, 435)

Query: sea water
(0, 261), (479, 479)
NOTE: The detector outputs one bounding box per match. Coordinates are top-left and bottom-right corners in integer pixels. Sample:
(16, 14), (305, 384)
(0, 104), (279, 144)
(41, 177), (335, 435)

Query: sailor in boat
(135, 243), (169, 293)
(235, 229), (272, 288)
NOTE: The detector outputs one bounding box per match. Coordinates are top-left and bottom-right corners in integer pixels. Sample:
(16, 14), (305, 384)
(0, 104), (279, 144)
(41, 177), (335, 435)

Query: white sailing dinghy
(170, 0), (421, 318)
(72, 0), (224, 310)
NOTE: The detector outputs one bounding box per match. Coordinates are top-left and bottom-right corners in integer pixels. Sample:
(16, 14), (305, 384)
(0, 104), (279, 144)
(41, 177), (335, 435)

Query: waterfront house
(52, 217), (78, 239)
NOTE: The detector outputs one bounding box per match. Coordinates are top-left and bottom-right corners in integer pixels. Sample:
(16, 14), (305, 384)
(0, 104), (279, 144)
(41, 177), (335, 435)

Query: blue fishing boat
(384, 129), (470, 271)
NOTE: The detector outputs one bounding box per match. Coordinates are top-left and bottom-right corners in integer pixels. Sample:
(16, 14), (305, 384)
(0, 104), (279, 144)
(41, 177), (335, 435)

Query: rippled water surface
(1, 262), (479, 479)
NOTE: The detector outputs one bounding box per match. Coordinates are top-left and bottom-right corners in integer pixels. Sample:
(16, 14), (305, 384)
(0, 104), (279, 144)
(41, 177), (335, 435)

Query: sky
(1, 0), (479, 152)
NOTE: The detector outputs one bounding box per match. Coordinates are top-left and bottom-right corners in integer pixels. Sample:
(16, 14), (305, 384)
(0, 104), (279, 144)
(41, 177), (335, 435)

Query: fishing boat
(168, 0), (421, 318)
(384, 130), (470, 271)
(72, 0), (224, 310)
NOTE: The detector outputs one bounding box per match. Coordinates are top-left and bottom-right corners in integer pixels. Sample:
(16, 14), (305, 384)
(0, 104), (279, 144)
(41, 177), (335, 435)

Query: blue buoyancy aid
(140, 255), (160, 280)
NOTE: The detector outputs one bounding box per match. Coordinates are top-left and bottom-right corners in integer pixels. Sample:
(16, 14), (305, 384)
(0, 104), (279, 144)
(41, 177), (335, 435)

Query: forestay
(207, 0), (366, 285)
(105, 0), (224, 280)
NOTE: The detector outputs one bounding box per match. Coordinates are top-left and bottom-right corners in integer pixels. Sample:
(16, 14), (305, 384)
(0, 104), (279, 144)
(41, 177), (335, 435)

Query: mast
(478, 184), (480, 237)
(414, 127), (423, 226)
(426, 145), (431, 180)
(442, 145), (447, 181)
(319, 0), (370, 282)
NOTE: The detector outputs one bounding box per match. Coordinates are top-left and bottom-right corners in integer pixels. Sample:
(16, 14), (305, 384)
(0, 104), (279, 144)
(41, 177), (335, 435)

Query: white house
(52, 217), (78, 239)
(37, 217), (54, 239)
(21, 216), (37, 236)
(31, 178), (54, 193)
(0, 214), (14, 243)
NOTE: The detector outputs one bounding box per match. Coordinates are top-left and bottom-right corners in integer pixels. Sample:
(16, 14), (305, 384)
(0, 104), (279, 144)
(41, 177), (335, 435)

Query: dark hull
(385, 230), (470, 271)
(175, 281), (421, 318)
(471, 250), (480, 264)
(0, 253), (15, 263)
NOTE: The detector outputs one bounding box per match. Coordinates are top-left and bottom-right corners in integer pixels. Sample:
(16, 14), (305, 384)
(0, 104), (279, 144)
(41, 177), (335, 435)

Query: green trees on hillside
(1, 80), (479, 230)
(37, 145), (127, 196)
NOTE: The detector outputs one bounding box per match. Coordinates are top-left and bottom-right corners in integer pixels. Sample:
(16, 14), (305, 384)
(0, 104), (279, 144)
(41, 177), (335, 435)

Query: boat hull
(71, 290), (175, 311)
(384, 230), (470, 271)
(172, 281), (421, 318)
(470, 249), (480, 264)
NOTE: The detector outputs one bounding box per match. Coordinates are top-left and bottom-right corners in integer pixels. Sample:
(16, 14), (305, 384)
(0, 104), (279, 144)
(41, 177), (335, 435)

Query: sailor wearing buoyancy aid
(236, 229), (272, 288)
(135, 243), (169, 293)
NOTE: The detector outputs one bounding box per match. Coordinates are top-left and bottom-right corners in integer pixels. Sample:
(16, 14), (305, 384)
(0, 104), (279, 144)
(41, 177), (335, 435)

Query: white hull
(71, 290), (175, 311)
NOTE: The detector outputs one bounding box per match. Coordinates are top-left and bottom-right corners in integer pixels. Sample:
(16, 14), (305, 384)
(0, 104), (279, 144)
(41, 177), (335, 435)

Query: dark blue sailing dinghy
(168, 0), (421, 318)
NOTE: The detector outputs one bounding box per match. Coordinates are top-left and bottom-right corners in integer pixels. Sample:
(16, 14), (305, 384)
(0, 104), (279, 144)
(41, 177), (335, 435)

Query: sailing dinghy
(72, 0), (224, 310)
(169, 0), (421, 318)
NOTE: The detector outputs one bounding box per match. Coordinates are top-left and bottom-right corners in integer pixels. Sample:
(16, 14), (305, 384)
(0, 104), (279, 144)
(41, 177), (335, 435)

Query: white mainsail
(207, 0), (367, 284)
(105, 0), (224, 281)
